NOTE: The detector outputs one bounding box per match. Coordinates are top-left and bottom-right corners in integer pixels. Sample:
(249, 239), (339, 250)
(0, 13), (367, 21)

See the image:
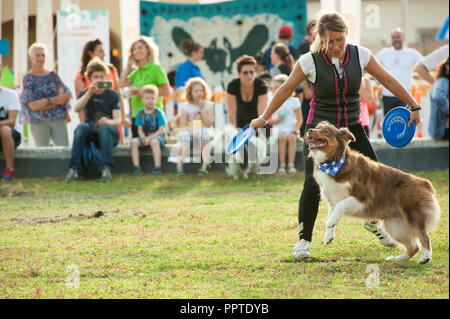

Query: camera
(97, 81), (112, 89)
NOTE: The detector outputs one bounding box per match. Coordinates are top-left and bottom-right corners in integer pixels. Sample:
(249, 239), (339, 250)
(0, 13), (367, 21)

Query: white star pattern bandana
(318, 155), (347, 177)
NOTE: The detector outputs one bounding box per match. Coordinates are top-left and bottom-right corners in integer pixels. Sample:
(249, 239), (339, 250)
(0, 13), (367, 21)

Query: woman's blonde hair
(309, 11), (348, 54)
(183, 77), (212, 104)
(128, 36), (160, 66)
(28, 42), (48, 56)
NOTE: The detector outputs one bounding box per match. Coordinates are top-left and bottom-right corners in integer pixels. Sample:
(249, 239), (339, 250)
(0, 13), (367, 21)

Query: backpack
(81, 141), (102, 179)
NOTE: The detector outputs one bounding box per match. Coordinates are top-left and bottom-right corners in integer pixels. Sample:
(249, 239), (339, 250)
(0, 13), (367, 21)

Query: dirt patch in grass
(7, 210), (116, 226)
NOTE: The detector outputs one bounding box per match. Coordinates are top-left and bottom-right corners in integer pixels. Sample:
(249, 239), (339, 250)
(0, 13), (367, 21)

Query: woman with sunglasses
(226, 55), (268, 129)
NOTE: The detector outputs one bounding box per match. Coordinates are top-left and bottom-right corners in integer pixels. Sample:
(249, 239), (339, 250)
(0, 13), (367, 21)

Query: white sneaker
(364, 221), (397, 247)
(293, 239), (311, 258)
(278, 164), (286, 174)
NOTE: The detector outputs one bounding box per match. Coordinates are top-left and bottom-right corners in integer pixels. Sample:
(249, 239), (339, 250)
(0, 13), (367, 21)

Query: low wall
(1, 138), (448, 178)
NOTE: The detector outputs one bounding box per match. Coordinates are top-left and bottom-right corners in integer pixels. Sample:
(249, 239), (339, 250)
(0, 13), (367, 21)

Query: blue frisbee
(382, 107), (416, 148)
(226, 124), (255, 155)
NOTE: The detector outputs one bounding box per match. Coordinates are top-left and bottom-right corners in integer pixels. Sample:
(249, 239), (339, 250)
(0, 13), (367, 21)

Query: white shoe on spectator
(287, 163), (297, 173)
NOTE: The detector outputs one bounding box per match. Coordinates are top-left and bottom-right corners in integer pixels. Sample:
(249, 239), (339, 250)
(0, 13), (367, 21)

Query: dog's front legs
(324, 204), (335, 244)
(326, 196), (363, 228)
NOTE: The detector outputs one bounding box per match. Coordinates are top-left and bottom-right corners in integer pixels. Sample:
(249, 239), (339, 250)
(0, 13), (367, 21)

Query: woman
(428, 58), (449, 140)
(175, 39), (204, 90)
(249, 11), (422, 258)
(269, 43), (295, 78)
(226, 55), (268, 129)
(74, 38), (127, 125)
(20, 43), (71, 146)
(119, 37), (170, 137)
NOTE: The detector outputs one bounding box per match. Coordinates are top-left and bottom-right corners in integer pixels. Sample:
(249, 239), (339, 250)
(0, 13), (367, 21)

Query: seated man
(66, 58), (121, 182)
(0, 72), (21, 182)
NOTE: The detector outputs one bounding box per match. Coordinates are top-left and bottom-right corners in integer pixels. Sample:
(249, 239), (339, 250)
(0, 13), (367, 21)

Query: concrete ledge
(1, 138), (448, 178)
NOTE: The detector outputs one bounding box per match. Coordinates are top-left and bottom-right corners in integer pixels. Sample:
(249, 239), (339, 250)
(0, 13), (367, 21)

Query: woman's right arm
(119, 64), (134, 88)
(226, 93), (237, 127)
(261, 62), (306, 121)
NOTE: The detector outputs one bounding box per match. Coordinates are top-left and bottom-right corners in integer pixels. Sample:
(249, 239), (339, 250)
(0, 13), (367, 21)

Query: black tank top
(307, 44), (362, 128)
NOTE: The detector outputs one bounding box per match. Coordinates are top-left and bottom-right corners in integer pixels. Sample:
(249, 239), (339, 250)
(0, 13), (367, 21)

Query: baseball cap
(279, 26), (293, 37)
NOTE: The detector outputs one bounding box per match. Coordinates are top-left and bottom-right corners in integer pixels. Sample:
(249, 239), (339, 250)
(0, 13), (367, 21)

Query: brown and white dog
(305, 121), (440, 264)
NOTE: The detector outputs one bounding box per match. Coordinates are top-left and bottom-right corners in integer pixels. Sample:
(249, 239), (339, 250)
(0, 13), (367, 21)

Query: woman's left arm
(365, 55), (420, 126)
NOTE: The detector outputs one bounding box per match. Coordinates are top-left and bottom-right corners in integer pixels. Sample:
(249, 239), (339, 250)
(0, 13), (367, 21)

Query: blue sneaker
(1, 168), (16, 182)
(152, 167), (162, 176)
(132, 166), (143, 176)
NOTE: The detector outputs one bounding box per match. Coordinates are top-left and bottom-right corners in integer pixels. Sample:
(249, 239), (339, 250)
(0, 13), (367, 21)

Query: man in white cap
(259, 25), (297, 72)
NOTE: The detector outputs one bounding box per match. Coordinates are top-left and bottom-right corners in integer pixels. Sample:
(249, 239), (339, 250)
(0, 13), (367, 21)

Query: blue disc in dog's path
(382, 106), (416, 148)
(226, 124), (255, 155)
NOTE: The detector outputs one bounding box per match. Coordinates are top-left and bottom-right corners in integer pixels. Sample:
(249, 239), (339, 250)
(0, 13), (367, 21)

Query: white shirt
(421, 44), (449, 70)
(298, 45), (372, 83)
(0, 87), (20, 120)
(376, 47), (423, 96)
(180, 101), (214, 124)
(271, 96), (301, 130)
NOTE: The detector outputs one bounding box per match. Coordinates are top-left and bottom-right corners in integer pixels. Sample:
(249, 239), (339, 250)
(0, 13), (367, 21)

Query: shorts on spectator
(269, 125), (295, 144)
(138, 135), (166, 151)
(178, 127), (215, 145)
(0, 128), (21, 149)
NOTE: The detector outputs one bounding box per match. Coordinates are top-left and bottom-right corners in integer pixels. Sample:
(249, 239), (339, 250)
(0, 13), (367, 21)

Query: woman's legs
(50, 119), (69, 146)
(297, 141), (321, 242)
(30, 122), (51, 146)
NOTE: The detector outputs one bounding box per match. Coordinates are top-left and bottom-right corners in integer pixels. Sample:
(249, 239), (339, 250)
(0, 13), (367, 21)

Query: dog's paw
(418, 257), (431, 264)
(386, 253), (410, 262)
(326, 218), (338, 229)
(324, 227), (335, 245)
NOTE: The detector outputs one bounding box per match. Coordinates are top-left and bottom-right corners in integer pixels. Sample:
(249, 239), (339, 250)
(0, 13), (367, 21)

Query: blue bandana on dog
(319, 155), (346, 177)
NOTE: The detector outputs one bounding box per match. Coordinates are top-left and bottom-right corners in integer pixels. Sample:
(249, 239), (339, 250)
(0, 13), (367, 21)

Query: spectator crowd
(1, 22), (448, 182)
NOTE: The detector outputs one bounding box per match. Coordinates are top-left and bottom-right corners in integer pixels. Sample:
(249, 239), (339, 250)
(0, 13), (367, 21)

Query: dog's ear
(338, 128), (356, 144)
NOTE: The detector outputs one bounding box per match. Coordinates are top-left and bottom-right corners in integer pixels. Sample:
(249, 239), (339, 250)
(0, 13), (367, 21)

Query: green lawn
(0, 170), (448, 299)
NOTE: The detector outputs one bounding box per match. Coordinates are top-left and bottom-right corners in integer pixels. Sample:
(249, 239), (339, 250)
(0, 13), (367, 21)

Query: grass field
(0, 170), (448, 299)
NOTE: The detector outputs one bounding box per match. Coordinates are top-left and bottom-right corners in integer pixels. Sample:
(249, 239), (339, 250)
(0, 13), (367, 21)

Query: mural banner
(140, 0), (307, 88)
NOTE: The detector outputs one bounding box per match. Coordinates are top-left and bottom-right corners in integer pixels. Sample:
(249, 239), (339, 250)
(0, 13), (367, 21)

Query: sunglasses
(241, 70), (255, 75)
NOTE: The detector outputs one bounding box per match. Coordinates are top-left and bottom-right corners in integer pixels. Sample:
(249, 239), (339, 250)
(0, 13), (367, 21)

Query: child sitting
(176, 77), (215, 174)
(269, 74), (303, 173)
(130, 84), (167, 176)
